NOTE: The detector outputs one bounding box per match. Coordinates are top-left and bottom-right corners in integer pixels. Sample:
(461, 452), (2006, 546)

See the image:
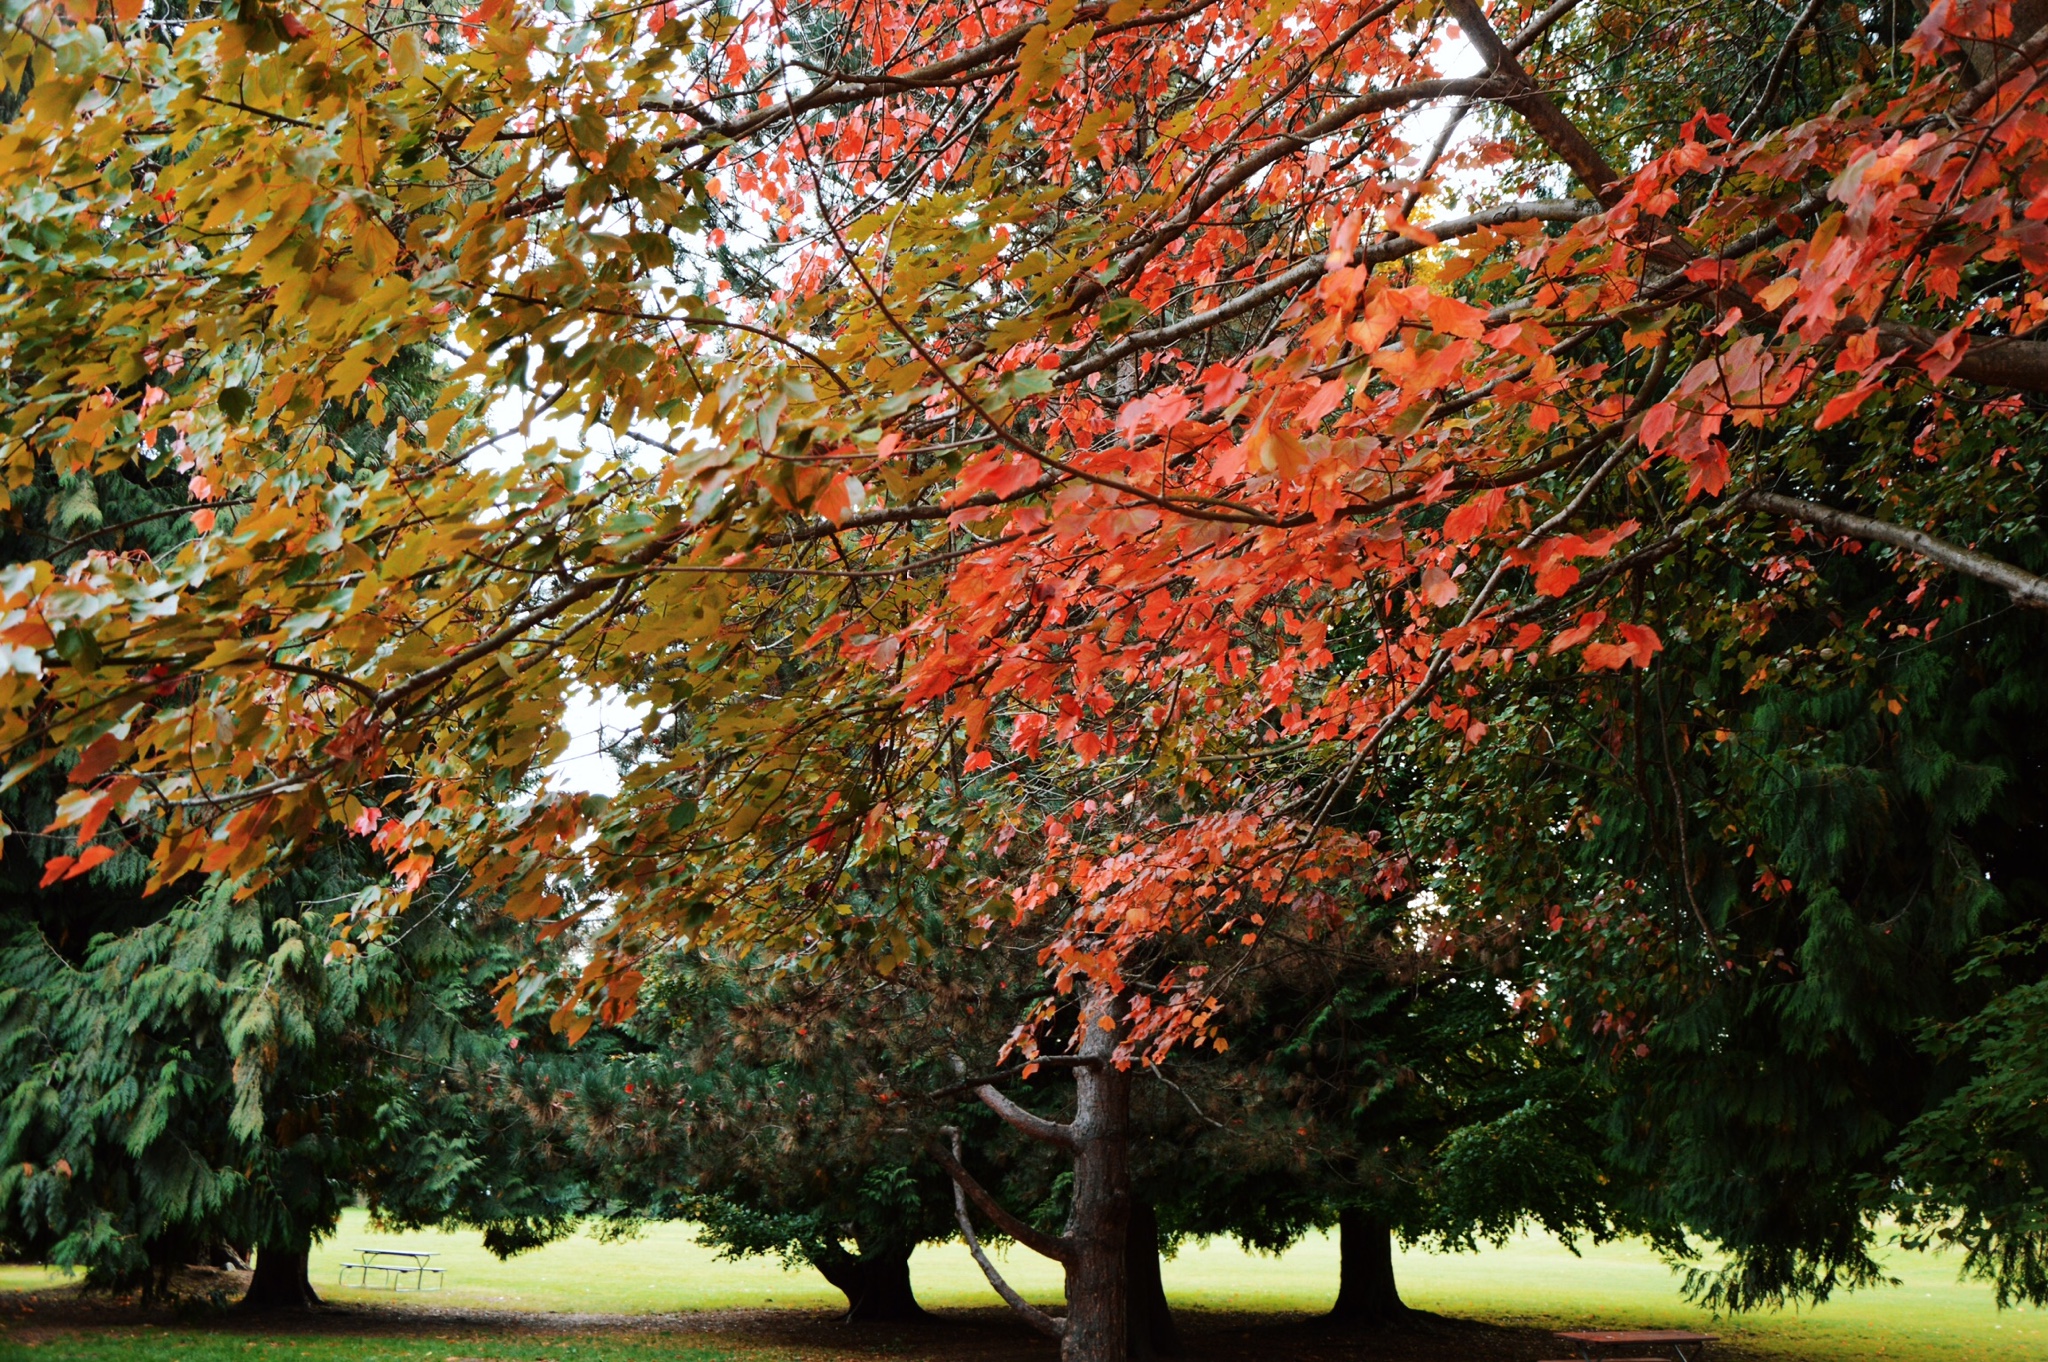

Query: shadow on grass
(0, 1283), (1752, 1362)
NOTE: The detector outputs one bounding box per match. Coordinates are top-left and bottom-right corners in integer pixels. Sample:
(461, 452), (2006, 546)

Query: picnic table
(338, 1247), (445, 1291)
(1554, 1330), (1717, 1362)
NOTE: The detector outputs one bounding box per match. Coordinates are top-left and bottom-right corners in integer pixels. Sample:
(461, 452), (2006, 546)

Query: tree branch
(1060, 200), (1597, 385)
(1106, 75), (1509, 289)
(974, 1084), (1077, 1149)
(929, 1138), (1075, 1263)
(1875, 323), (2048, 395)
(1442, 0), (1622, 203)
(923, 1053), (1101, 1101)
(1749, 492), (2048, 610)
(941, 1132), (1067, 1337)
(1957, 20), (2048, 118)
(1730, 0), (1827, 141)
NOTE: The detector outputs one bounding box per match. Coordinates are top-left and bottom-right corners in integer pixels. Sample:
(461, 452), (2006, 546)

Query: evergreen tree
(0, 347), (574, 1305)
(1386, 407), (2048, 1306)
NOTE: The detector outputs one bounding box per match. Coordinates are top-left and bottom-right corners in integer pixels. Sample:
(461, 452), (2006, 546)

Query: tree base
(241, 1247), (320, 1311)
(1324, 1301), (1418, 1327)
(1126, 1200), (1181, 1358)
(1326, 1209), (1407, 1330)
(814, 1244), (928, 1323)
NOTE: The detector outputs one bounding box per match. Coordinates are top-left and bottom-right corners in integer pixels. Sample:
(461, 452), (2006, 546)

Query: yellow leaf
(461, 113), (510, 154)
(389, 31), (422, 78)
(1755, 274), (1801, 312)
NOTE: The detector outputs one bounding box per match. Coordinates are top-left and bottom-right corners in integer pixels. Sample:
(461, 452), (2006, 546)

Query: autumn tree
(11, 0), (2048, 1353)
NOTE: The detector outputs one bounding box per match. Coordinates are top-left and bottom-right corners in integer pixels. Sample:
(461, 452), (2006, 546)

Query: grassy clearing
(0, 1333), (771, 1362)
(3, 1209), (2043, 1362)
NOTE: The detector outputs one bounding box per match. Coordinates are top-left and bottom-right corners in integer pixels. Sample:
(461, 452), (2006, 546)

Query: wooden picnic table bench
(1550, 1329), (1717, 1362)
(338, 1247), (445, 1291)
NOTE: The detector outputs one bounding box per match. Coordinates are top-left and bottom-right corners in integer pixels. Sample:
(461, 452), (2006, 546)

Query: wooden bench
(338, 1247), (445, 1291)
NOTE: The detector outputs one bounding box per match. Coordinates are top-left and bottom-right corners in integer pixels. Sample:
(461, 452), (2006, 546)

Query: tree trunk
(242, 1243), (320, 1310)
(1062, 988), (1131, 1362)
(813, 1241), (928, 1323)
(939, 985), (1135, 1362)
(1327, 1207), (1407, 1325)
(1125, 1199), (1181, 1358)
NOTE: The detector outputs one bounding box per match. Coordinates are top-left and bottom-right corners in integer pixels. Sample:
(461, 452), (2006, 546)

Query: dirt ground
(0, 1276), (1748, 1362)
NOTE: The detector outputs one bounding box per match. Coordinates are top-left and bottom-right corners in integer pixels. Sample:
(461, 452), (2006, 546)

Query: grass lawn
(0, 1336), (755, 1362)
(2, 1210), (2042, 1362)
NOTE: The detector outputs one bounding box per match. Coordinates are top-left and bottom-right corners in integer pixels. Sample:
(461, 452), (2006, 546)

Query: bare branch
(929, 1138), (1075, 1263)
(941, 1131), (1067, 1337)
(922, 1053), (1101, 1102)
(1442, 0), (1622, 202)
(1750, 492), (2048, 610)
(974, 1083), (1077, 1148)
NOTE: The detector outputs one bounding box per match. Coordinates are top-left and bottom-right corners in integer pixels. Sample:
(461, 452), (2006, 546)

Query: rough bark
(813, 1241), (928, 1322)
(1327, 1208), (1408, 1325)
(937, 984), (1134, 1362)
(1874, 322), (2048, 397)
(1955, 10), (2048, 85)
(1061, 988), (1132, 1362)
(1125, 1200), (1181, 1358)
(241, 1244), (320, 1310)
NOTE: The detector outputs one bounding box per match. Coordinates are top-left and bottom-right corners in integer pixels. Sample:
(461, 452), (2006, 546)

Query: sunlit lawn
(3, 1208), (2043, 1362)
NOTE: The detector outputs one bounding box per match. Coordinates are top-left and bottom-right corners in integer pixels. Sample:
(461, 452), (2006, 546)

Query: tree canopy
(5, 0), (2048, 1351)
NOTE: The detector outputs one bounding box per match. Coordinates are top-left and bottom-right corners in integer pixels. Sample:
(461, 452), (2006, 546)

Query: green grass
(2, 1210), (2043, 1362)
(0, 1334), (769, 1362)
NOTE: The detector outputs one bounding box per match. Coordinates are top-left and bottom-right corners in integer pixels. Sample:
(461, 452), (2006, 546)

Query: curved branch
(974, 1084), (1077, 1149)
(941, 1132), (1067, 1338)
(929, 1138), (1075, 1263)
(1749, 492), (2048, 610)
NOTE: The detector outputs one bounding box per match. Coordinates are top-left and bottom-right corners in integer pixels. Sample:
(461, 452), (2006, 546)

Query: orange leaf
(66, 845), (116, 879)
(1616, 622), (1664, 666)
(69, 733), (121, 786)
(1443, 489), (1504, 543)
(816, 473), (867, 525)
(1548, 611), (1607, 654)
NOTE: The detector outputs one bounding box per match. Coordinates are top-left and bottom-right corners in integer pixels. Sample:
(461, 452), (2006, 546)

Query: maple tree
(7, 0), (2048, 1350)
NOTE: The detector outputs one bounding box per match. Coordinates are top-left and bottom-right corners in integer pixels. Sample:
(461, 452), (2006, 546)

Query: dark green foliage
(1151, 915), (1653, 1285)
(1380, 384), (2048, 1308)
(0, 854), (467, 1294)
(581, 950), (987, 1317)
(1893, 929), (2048, 1307)
(0, 345), (547, 1299)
